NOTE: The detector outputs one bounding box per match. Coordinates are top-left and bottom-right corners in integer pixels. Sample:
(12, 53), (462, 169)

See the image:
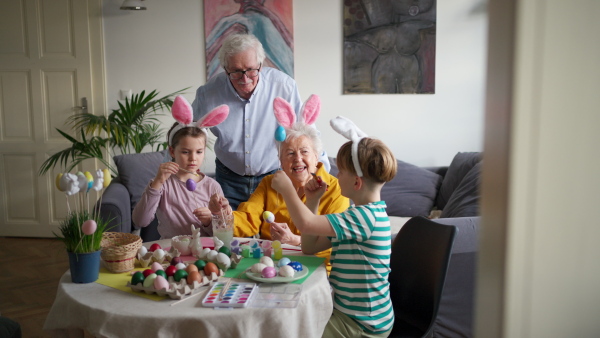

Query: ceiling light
(121, 0), (146, 10)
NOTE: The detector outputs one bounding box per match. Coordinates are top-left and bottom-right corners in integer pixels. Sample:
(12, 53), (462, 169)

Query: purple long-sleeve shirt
(132, 174), (223, 239)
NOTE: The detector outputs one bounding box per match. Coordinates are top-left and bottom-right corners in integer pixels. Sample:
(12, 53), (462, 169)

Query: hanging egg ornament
(274, 125), (286, 142)
(263, 211), (275, 223)
(102, 169), (111, 188)
(186, 179), (197, 192)
(55, 173), (64, 191)
(84, 171), (94, 191)
(82, 220), (97, 235)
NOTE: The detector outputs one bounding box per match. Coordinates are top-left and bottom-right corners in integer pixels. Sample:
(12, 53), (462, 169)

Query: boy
(272, 130), (397, 337)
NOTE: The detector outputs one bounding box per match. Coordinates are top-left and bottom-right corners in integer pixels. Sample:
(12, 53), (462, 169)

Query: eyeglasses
(225, 64), (261, 80)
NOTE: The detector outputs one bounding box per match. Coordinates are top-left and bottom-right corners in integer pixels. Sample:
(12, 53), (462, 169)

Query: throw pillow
(440, 161), (482, 218)
(113, 150), (168, 208)
(436, 152), (482, 210)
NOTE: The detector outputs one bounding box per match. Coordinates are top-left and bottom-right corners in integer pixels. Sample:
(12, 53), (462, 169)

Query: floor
(0, 237), (70, 337)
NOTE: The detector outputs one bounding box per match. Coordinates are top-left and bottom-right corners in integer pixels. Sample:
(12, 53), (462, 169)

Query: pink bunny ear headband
(169, 95), (229, 146)
(330, 116), (367, 177)
(272, 94), (321, 140)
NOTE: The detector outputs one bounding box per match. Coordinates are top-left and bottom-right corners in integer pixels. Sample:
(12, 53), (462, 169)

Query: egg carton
(137, 247), (181, 268)
(127, 269), (224, 300)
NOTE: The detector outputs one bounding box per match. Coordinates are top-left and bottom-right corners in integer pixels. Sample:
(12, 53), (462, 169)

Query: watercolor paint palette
(201, 282), (257, 308)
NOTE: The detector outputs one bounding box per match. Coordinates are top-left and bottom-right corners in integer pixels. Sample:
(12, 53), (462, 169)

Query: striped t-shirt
(325, 201), (394, 334)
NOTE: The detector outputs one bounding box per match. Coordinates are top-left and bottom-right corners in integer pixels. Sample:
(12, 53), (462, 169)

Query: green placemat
(224, 255), (326, 284)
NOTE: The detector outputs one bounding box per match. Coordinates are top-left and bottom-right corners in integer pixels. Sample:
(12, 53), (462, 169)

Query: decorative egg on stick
(263, 211), (275, 224)
(186, 178), (200, 211)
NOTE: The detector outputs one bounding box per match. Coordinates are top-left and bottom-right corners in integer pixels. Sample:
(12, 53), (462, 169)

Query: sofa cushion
(436, 152), (482, 210)
(329, 157), (442, 217)
(440, 161), (481, 218)
(113, 150), (167, 207)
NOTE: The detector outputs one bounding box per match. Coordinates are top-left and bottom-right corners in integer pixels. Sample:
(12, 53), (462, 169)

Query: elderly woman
(209, 122), (349, 262)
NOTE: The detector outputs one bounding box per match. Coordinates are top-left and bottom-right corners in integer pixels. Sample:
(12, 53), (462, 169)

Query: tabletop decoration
(53, 169), (114, 283)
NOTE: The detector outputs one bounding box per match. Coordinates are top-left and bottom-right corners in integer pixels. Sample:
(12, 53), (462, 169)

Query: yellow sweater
(233, 163), (350, 264)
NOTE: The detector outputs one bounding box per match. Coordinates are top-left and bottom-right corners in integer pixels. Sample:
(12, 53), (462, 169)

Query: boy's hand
(208, 193), (230, 214)
(151, 162), (178, 189)
(305, 174), (327, 202)
(271, 171), (294, 193)
(193, 207), (212, 227)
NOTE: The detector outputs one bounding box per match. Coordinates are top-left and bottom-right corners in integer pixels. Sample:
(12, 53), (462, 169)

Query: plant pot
(68, 250), (101, 283)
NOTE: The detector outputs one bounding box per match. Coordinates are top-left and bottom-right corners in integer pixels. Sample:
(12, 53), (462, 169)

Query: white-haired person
(191, 32), (329, 209)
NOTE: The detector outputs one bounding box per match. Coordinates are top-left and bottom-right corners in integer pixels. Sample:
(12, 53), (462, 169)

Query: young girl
(132, 96), (229, 239)
(271, 116), (397, 337)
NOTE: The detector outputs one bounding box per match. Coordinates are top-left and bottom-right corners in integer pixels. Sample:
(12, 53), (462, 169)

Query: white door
(0, 0), (105, 237)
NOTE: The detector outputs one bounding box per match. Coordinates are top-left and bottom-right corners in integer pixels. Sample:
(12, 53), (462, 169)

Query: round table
(43, 239), (333, 338)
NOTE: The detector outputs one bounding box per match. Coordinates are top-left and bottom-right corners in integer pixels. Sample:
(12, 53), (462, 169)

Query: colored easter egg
(218, 246), (231, 257)
(153, 275), (170, 290)
(261, 266), (277, 278)
(143, 273), (157, 288)
(288, 261), (303, 272)
(194, 260), (206, 270)
(186, 178), (196, 191)
(186, 264), (199, 274)
(277, 257), (291, 267)
(187, 271), (202, 284)
(131, 271), (145, 285)
(55, 173), (64, 191)
(155, 270), (167, 278)
(151, 262), (163, 272)
(173, 269), (188, 282)
(81, 220), (97, 235)
(171, 256), (184, 266)
(262, 211), (275, 223)
(142, 269), (154, 278)
(204, 262), (219, 276)
(102, 169), (111, 187)
(149, 243), (161, 251)
(165, 265), (177, 277)
(275, 125), (286, 142)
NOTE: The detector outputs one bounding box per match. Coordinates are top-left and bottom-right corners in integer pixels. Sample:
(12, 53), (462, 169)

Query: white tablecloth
(44, 239), (333, 338)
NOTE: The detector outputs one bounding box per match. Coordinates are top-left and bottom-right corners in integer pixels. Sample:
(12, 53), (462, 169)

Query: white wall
(102, 0), (487, 171)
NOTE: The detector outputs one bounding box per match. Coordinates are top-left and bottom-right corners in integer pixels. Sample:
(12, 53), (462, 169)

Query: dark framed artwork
(343, 0), (437, 94)
(204, 0), (294, 80)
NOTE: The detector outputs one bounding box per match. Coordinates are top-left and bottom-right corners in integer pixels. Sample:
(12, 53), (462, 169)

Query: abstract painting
(204, 0), (294, 80)
(343, 0), (436, 94)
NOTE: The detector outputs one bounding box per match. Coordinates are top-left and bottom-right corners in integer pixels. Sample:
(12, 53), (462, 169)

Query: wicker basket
(101, 232), (142, 273)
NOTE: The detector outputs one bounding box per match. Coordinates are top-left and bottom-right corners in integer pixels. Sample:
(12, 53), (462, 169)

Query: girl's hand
(193, 207), (212, 227)
(271, 171), (294, 194)
(151, 162), (179, 189)
(270, 222), (301, 246)
(208, 193), (230, 214)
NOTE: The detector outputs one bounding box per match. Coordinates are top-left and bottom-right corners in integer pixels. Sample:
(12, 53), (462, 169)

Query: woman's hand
(270, 222), (301, 246)
(193, 207), (212, 227)
(208, 193), (231, 214)
(151, 162), (179, 189)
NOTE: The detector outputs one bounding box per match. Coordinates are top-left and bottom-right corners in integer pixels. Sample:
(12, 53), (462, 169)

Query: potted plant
(39, 88), (188, 176)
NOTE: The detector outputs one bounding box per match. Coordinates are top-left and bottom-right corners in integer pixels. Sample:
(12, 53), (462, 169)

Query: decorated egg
(261, 266), (277, 278)
(187, 271), (202, 284)
(279, 265), (295, 277)
(131, 271), (145, 285)
(275, 125), (286, 142)
(171, 256), (184, 266)
(262, 211), (275, 223)
(175, 262), (186, 270)
(204, 262), (219, 276)
(138, 246), (148, 257)
(84, 171), (94, 191)
(277, 257), (291, 267)
(165, 265), (177, 277)
(194, 260), (206, 270)
(251, 263), (267, 274)
(149, 243), (161, 252)
(288, 261), (303, 272)
(218, 246), (231, 257)
(151, 262), (163, 272)
(152, 249), (165, 261)
(155, 270), (167, 278)
(153, 275), (170, 291)
(142, 269), (155, 278)
(143, 273), (157, 288)
(81, 220), (97, 235)
(173, 269), (188, 282)
(55, 173), (64, 191)
(185, 178), (197, 191)
(102, 168), (111, 187)
(186, 264), (199, 274)
(260, 256), (274, 267)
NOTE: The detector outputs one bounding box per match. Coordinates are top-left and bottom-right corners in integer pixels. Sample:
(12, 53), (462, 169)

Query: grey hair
(218, 33), (266, 69)
(279, 123), (323, 160)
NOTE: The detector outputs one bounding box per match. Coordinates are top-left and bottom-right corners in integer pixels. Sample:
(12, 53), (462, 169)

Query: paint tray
(250, 283), (303, 308)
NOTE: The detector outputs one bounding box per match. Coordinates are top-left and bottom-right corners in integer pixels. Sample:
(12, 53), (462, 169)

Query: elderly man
(192, 33), (329, 209)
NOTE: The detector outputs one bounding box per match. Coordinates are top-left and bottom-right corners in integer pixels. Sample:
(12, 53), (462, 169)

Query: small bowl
(171, 235), (192, 255)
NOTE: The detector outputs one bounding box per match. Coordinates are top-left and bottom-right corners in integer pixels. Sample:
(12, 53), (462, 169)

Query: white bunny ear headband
(330, 116), (367, 177)
(169, 95), (229, 146)
(272, 94), (321, 140)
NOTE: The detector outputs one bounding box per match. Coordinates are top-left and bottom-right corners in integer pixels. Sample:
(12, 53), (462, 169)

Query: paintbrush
(311, 173), (328, 191)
